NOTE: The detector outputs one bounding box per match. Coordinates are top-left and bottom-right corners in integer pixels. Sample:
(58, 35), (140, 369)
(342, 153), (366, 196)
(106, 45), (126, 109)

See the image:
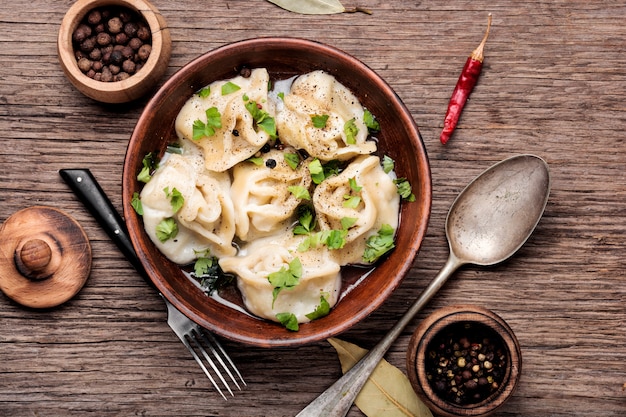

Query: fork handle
(59, 168), (151, 285)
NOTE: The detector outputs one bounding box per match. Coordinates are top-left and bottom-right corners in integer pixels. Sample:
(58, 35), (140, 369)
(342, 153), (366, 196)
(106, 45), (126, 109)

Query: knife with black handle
(59, 168), (150, 283)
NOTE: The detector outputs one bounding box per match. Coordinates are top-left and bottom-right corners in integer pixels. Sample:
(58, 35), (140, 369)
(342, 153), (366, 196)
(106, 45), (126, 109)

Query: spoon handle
(296, 254), (463, 417)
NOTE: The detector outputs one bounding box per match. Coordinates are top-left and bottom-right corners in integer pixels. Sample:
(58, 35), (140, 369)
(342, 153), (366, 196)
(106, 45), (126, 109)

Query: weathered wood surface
(1, 1), (625, 416)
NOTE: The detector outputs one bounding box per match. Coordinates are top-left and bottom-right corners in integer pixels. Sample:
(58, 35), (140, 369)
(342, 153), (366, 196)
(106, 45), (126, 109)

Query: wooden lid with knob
(0, 206), (92, 308)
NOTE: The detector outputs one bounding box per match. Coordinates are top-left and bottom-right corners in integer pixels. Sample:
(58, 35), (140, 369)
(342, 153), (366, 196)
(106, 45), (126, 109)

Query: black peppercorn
(425, 322), (508, 406)
(265, 159), (277, 169)
(71, 6), (152, 82)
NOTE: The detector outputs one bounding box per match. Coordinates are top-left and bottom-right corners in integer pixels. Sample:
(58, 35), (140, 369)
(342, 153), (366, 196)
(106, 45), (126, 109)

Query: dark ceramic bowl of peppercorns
(121, 37), (432, 347)
(407, 305), (522, 417)
(58, 0), (171, 103)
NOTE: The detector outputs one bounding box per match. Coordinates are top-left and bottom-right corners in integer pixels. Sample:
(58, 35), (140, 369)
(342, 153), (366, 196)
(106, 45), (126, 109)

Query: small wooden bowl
(407, 305), (522, 417)
(57, 0), (171, 103)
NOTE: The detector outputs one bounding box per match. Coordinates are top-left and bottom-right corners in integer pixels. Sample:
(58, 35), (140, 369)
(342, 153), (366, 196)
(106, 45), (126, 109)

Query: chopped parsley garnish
(363, 224), (396, 263)
(363, 109), (380, 132)
(382, 155), (395, 174)
(277, 92), (285, 101)
(323, 229), (348, 250)
(305, 295), (330, 320)
(247, 156), (264, 166)
(288, 185), (311, 200)
(192, 107), (222, 140)
(164, 187), (184, 213)
(309, 159), (325, 184)
(131, 192), (143, 215)
(137, 152), (158, 183)
(221, 81), (241, 95)
(276, 312), (299, 331)
(198, 86), (211, 98)
(193, 250), (235, 295)
(244, 100), (277, 139)
(343, 118), (359, 145)
(394, 178), (416, 201)
(284, 152), (300, 170)
(340, 216), (357, 229)
(293, 205), (315, 235)
(296, 215), (354, 252)
(311, 114), (329, 128)
(156, 218), (178, 242)
(342, 178), (362, 208)
(268, 257), (302, 307)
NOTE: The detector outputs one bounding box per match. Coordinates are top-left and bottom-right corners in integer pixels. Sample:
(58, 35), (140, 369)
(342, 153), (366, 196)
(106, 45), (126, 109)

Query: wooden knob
(0, 206), (92, 308)
(16, 238), (54, 280)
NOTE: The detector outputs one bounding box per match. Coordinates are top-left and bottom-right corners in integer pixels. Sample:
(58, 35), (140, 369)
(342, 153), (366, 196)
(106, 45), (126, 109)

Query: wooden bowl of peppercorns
(58, 0), (171, 103)
(407, 305), (522, 417)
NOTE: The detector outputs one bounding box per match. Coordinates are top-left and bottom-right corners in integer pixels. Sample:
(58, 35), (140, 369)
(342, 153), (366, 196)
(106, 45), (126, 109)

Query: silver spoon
(296, 154), (551, 417)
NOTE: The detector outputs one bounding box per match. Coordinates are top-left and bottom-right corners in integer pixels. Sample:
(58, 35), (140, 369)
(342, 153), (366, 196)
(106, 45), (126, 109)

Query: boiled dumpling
(140, 152), (237, 264)
(231, 147), (312, 241)
(219, 233), (341, 323)
(313, 155), (399, 265)
(175, 68), (274, 172)
(276, 70), (376, 161)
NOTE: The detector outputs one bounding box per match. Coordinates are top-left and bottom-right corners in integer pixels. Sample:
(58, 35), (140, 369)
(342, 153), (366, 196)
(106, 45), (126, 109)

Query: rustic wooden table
(1, 1), (625, 416)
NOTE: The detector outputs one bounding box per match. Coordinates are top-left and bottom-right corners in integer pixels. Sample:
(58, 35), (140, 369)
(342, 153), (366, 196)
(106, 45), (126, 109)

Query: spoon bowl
(296, 154), (550, 417)
(447, 154), (551, 266)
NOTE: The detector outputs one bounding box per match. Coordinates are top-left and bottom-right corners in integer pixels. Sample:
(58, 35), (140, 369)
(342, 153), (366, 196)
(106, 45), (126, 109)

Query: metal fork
(59, 169), (246, 399)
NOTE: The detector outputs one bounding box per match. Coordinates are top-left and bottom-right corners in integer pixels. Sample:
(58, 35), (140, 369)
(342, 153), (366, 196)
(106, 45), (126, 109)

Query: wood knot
(15, 238), (54, 280)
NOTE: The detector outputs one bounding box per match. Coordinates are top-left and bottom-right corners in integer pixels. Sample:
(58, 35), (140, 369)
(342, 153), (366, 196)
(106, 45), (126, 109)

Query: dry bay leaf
(328, 338), (433, 417)
(266, 0), (345, 14)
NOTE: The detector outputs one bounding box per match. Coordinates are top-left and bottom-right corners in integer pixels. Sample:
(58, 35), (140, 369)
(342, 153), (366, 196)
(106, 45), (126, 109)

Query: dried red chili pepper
(440, 14), (492, 145)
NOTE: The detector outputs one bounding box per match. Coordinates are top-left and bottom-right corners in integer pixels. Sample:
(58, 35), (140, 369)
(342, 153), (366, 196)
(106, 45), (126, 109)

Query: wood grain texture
(1, 1), (625, 416)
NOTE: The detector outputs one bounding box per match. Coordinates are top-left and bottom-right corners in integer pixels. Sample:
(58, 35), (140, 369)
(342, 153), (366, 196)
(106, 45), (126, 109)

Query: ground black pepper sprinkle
(72, 6), (152, 82)
(425, 322), (508, 405)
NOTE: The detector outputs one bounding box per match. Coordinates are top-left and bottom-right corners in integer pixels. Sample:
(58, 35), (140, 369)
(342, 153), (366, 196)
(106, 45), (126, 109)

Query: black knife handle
(59, 168), (150, 283)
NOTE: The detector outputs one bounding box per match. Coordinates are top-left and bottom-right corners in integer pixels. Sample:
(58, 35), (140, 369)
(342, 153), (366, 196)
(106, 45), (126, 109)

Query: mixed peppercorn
(72, 6), (152, 82)
(425, 321), (508, 405)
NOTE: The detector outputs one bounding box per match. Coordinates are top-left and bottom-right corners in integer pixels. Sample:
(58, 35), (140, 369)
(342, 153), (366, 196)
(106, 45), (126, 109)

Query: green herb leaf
(293, 205), (315, 235)
(382, 155), (395, 174)
(194, 256), (214, 277)
(248, 156), (264, 166)
(343, 195), (361, 208)
(306, 295), (330, 320)
(276, 312), (299, 331)
(288, 185), (311, 200)
(278, 92), (285, 101)
(221, 81), (241, 95)
(324, 229), (347, 250)
(198, 86), (211, 98)
(192, 107), (222, 140)
(340, 216), (357, 229)
(363, 224), (395, 263)
(311, 114), (330, 128)
(348, 177), (362, 192)
(363, 108), (380, 132)
(137, 152), (157, 183)
(245, 100), (277, 139)
(394, 178), (416, 202)
(309, 158), (325, 184)
(343, 118), (359, 145)
(284, 152), (300, 170)
(268, 257), (302, 307)
(131, 192), (143, 215)
(156, 218), (178, 242)
(267, 0), (345, 14)
(164, 187), (184, 213)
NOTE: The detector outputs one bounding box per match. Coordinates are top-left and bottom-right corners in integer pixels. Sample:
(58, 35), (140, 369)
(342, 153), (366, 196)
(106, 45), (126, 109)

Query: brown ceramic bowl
(122, 38), (432, 347)
(58, 0), (171, 103)
(407, 305), (522, 417)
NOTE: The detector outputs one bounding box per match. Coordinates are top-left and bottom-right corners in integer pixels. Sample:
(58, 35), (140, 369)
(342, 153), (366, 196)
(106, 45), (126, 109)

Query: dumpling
(313, 155), (400, 265)
(276, 70), (376, 161)
(219, 233), (342, 323)
(175, 68), (275, 172)
(231, 147), (312, 241)
(140, 152), (237, 264)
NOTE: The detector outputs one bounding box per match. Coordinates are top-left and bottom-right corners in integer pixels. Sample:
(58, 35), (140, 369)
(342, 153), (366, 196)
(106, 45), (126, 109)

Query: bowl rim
(57, 0), (171, 103)
(123, 37), (432, 346)
(406, 304), (522, 416)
